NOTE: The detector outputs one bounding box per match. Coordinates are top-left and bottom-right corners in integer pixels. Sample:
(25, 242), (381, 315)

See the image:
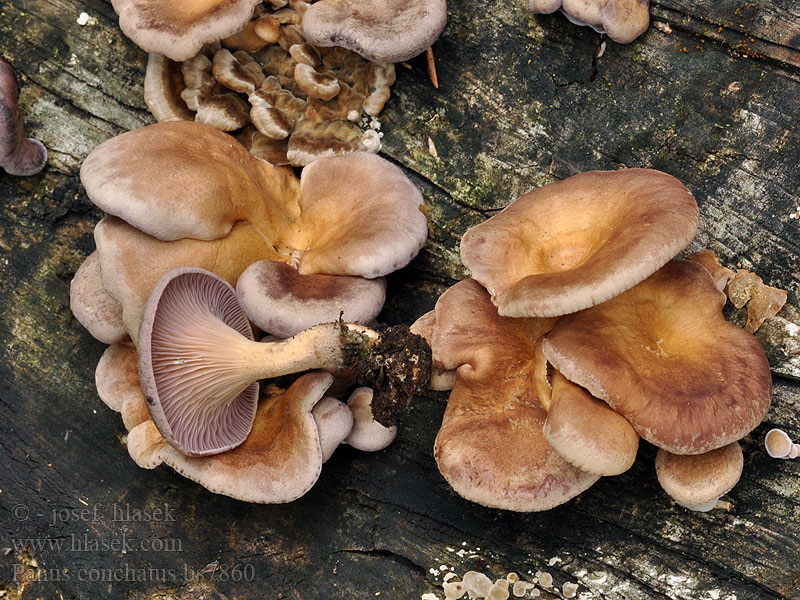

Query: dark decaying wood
(1, 0), (799, 598)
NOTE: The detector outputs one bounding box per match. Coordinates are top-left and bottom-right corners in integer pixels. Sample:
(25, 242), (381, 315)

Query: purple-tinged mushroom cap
(345, 387), (397, 451)
(236, 259), (386, 338)
(311, 395), (354, 461)
(0, 57), (47, 176)
(530, 0), (650, 44)
(138, 267), (259, 456)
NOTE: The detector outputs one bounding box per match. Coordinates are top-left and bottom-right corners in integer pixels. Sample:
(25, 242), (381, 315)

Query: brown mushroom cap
(686, 250), (736, 292)
(311, 394), (354, 461)
(70, 251), (128, 345)
(95, 343), (140, 413)
(409, 310), (456, 391)
(543, 371), (639, 476)
(655, 442), (743, 511)
(432, 279), (598, 511)
(302, 0), (448, 63)
(138, 267), (259, 457)
(236, 260), (386, 338)
(111, 0), (262, 61)
(461, 169), (698, 318)
(529, 0), (650, 44)
(543, 259), (772, 455)
(144, 54), (195, 122)
(127, 371), (335, 502)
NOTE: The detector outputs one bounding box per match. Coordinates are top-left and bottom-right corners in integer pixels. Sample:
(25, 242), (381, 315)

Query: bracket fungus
(111, 0), (262, 61)
(529, 0), (650, 44)
(655, 442), (743, 511)
(542, 260), (772, 455)
(236, 259), (386, 338)
(302, 0), (448, 63)
(138, 267), (430, 456)
(76, 121), (427, 340)
(460, 169), (698, 318)
(430, 279), (598, 511)
(0, 57), (47, 176)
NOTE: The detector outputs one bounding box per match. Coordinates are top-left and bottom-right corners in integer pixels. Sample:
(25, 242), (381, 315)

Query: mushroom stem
(0, 57), (47, 176)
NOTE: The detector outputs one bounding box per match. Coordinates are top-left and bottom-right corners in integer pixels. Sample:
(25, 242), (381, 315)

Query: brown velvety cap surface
(127, 371), (332, 503)
(543, 259), (772, 455)
(433, 279), (598, 511)
(112, 0), (262, 61)
(461, 169), (698, 318)
(302, 0), (448, 63)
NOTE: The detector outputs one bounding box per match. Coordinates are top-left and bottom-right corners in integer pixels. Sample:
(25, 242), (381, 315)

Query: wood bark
(1, 0), (799, 599)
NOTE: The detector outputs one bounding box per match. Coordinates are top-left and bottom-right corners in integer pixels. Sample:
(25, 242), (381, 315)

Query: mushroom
(311, 395), (354, 461)
(137, 267), (430, 456)
(460, 169), (698, 318)
(79, 122), (427, 337)
(655, 442), (743, 511)
(0, 57), (47, 176)
(111, 0), (262, 61)
(235, 259), (386, 338)
(95, 344), (150, 431)
(144, 54), (195, 122)
(409, 309), (456, 391)
(431, 279), (598, 511)
(529, 0), (650, 44)
(345, 387), (398, 451)
(542, 259), (772, 455)
(127, 371), (349, 502)
(70, 251), (129, 345)
(764, 428), (799, 459)
(302, 0), (448, 63)
(686, 250), (736, 292)
(541, 371), (639, 476)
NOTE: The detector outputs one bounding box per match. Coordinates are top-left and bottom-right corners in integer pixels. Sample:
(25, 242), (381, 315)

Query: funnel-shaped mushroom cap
(81, 121), (299, 242)
(127, 371), (335, 502)
(138, 267), (259, 457)
(461, 169), (698, 318)
(111, 0), (262, 61)
(530, 0), (650, 44)
(302, 0), (448, 63)
(543, 372), (639, 476)
(289, 152), (428, 278)
(543, 260), (772, 455)
(70, 251), (128, 345)
(95, 216), (281, 339)
(432, 279), (598, 511)
(236, 260), (386, 338)
(655, 442), (743, 511)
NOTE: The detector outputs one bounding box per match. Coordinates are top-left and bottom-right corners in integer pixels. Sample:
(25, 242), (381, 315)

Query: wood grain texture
(1, 0), (799, 599)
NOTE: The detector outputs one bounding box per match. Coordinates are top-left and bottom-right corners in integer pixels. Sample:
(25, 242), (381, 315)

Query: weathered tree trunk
(1, 0), (799, 598)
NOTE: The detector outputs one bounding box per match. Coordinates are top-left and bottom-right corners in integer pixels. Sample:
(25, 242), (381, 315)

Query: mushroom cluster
(417, 168), (775, 511)
(529, 0), (650, 44)
(137, 0), (434, 166)
(69, 118), (433, 499)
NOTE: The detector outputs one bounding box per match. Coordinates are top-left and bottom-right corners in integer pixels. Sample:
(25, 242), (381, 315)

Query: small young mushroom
(311, 395), (354, 461)
(655, 442), (743, 511)
(345, 387), (398, 451)
(0, 57), (47, 176)
(236, 259), (386, 338)
(461, 169), (698, 318)
(543, 260), (772, 455)
(529, 0), (650, 44)
(127, 371), (345, 502)
(764, 428), (798, 459)
(302, 0), (448, 63)
(138, 267), (430, 456)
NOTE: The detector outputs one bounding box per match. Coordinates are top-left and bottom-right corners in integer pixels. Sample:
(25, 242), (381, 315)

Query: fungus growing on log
(529, 0), (650, 44)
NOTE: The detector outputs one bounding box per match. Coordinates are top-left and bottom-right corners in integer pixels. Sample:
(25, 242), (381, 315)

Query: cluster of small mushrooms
(125, 0), (448, 166)
(529, 0), (651, 44)
(413, 169), (784, 512)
